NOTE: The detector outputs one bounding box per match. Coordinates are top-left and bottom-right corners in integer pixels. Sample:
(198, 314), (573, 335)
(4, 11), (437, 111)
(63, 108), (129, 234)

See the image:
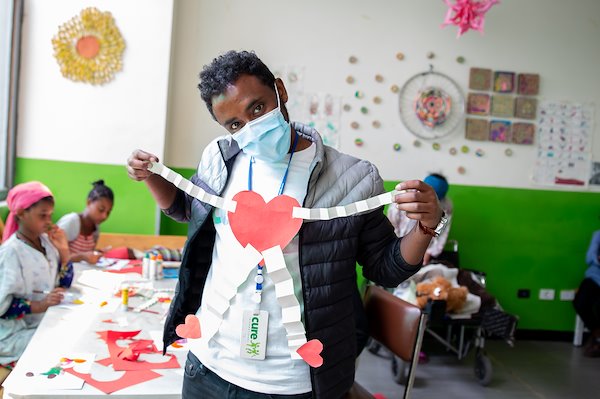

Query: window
(0, 0), (22, 201)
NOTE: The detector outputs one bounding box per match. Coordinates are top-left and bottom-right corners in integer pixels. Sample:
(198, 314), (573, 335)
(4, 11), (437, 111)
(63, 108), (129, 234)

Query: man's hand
(127, 149), (159, 181)
(393, 180), (443, 229)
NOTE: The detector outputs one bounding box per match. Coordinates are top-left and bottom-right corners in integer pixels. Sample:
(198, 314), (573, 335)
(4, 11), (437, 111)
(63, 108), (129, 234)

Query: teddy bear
(415, 275), (468, 313)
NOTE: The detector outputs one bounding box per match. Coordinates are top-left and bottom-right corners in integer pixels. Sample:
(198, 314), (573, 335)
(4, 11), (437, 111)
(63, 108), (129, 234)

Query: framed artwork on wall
(515, 97), (538, 119)
(518, 73), (540, 95)
(489, 120), (512, 142)
(465, 118), (489, 141)
(493, 71), (515, 93)
(467, 93), (490, 115)
(512, 122), (535, 145)
(490, 95), (514, 117)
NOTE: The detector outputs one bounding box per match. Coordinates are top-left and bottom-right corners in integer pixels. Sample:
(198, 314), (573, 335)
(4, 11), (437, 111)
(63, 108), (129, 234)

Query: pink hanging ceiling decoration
(442, 0), (499, 37)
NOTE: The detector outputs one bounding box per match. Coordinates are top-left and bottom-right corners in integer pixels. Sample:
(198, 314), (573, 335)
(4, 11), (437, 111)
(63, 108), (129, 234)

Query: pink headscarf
(3, 181), (53, 241)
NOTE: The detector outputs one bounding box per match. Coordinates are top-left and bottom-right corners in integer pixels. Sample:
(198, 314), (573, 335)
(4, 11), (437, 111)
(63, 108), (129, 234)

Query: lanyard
(247, 132), (300, 195)
(247, 132), (299, 306)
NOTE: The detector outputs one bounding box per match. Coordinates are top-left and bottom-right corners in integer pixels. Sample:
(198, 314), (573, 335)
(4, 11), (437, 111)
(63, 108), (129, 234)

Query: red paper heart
(175, 314), (201, 339)
(228, 191), (303, 253)
(297, 339), (324, 368)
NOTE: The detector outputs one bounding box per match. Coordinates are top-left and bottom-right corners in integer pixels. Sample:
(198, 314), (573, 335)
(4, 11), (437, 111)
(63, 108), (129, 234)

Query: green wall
(384, 181), (598, 332)
(10, 158), (600, 332)
(13, 158), (157, 234)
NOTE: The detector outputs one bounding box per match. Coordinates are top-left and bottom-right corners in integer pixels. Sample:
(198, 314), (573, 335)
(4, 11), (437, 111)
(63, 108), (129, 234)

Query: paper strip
(148, 162), (405, 221)
(200, 245), (262, 343)
(262, 246), (307, 354)
(148, 162), (237, 213)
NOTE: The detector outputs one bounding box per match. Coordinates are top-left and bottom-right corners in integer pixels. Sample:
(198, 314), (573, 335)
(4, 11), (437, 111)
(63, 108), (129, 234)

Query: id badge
(240, 310), (268, 360)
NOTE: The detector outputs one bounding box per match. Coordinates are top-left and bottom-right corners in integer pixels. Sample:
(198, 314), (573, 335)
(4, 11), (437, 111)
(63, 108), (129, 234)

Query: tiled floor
(355, 338), (600, 399)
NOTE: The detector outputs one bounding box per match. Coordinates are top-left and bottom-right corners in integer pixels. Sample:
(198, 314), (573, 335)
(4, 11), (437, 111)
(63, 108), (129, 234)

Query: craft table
(2, 263), (185, 399)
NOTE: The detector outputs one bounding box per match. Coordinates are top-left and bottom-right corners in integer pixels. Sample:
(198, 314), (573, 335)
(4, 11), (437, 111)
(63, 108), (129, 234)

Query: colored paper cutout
(105, 265), (143, 274)
(98, 330), (180, 371)
(442, 0), (499, 37)
(175, 314), (201, 339)
(65, 364), (161, 394)
(297, 339), (324, 368)
(228, 191), (303, 253)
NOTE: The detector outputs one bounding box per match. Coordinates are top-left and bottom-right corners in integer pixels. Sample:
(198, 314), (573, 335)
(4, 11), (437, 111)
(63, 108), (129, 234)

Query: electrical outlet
(517, 289), (530, 298)
(560, 289), (576, 301)
(539, 289), (555, 300)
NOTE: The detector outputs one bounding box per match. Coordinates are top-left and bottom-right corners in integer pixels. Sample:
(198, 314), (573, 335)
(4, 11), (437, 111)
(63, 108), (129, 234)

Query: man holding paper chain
(127, 50), (445, 399)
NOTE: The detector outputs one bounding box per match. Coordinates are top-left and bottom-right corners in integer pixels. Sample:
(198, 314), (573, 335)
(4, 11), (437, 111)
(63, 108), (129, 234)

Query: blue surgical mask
(232, 84), (291, 162)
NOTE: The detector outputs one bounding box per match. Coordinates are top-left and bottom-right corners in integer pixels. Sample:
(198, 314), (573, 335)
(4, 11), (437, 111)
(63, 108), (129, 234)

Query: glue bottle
(149, 253), (157, 280)
(120, 285), (129, 312)
(156, 253), (164, 280)
(142, 252), (151, 279)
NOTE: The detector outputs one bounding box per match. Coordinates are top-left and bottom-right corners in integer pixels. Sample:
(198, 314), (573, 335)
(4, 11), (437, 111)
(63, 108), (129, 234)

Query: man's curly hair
(199, 50), (276, 120)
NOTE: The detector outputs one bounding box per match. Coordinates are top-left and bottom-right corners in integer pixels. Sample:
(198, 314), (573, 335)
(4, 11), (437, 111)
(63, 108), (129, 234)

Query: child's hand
(31, 288), (65, 312)
(127, 150), (159, 181)
(47, 225), (69, 252)
(83, 251), (102, 264)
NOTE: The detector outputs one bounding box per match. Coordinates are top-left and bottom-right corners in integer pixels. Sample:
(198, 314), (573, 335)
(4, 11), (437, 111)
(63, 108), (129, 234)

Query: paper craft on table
(149, 330), (189, 352)
(64, 362), (162, 395)
(106, 265), (143, 274)
(77, 269), (145, 291)
(26, 370), (85, 390)
(98, 330), (180, 371)
(22, 353), (96, 391)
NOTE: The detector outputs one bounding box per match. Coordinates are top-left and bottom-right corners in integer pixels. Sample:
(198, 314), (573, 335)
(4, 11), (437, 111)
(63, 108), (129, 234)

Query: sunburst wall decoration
(52, 7), (125, 85)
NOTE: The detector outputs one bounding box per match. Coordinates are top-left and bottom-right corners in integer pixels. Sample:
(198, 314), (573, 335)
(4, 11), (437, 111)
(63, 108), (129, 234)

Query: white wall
(165, 0), (600, 191)
(17, 0), (174, 165)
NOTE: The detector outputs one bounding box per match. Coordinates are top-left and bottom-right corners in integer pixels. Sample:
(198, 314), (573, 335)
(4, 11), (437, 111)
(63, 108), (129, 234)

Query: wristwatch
(418, 211), (448, 237)
(433, 211), (449, 236)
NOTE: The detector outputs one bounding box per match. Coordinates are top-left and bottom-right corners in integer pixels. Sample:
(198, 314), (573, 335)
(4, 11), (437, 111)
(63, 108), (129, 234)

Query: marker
(33, 290), (76, 298)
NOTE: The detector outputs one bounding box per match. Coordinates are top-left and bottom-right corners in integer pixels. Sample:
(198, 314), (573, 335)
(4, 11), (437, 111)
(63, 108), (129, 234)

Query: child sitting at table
(0, 181), (71, 383)
(57, 179), (114, 264)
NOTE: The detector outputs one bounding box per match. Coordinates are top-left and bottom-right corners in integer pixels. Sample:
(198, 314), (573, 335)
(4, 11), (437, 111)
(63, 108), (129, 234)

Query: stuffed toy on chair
(416, 275), (468, 313)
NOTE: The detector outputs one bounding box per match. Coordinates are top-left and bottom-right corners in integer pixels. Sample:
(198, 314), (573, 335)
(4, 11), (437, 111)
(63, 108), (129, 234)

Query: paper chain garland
(148, 162), (402, 220)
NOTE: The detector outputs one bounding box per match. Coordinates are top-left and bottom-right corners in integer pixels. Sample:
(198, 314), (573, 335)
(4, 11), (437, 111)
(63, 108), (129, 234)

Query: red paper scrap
(65, 363), (161, 394)
(98, 330), (180, 371)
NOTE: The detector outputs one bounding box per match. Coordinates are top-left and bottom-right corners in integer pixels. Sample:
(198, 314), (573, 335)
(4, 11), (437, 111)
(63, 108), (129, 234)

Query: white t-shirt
(192, 143), (315, 394)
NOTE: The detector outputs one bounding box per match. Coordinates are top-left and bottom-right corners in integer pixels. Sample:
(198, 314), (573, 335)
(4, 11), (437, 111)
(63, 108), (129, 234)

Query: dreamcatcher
(399, 66), (465, 140)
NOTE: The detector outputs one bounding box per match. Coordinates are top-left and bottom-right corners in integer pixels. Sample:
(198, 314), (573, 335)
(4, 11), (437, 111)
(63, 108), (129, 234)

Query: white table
(2, 264), (185, 399)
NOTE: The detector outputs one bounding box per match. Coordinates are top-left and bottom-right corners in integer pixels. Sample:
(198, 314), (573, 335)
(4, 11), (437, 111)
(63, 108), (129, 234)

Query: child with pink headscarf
(0, 182), (71, 375)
